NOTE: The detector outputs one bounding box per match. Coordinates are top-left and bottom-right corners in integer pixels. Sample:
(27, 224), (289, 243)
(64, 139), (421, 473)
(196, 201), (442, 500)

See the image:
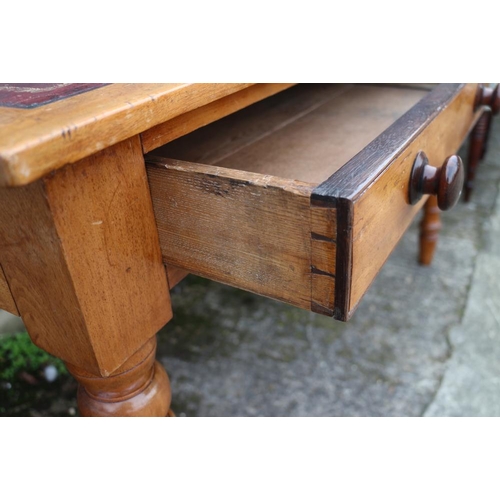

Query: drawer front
(146, 83), (480, 321)
(313, 83), (480, 320)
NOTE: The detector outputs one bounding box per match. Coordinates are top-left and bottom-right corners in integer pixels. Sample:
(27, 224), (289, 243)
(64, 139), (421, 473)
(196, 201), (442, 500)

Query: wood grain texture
(67, 337), (172, 417)
(409, 153), (464, 210)
(475, 83), (500, 114)
(481, 112), (493, 160)
(215, 86), (427, 184)
(166, 265), (189, 289)
(152, 84), (353, 167)
(331, 198), (353, 320)
(147, 84), (478, 321)
(155, 84), (426, 184)
(0, 263), (19, 315)
(313, 84), (467, 202)
(310, 206), (336, 314)
(0, 179), (97, 369)
(151, 84), (428, 318)
(419, 196), (441, 265)
(347, 83), (479, 317)
(0, 137), (172, 376)
(146, 157), (316, 309)
(0, 83), (253, 187)
(142, 83), (295, 153)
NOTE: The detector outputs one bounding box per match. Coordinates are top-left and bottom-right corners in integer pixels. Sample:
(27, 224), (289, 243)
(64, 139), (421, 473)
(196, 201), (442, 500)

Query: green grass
(0, 332), (67, 382)
(0, 332), (76, 416)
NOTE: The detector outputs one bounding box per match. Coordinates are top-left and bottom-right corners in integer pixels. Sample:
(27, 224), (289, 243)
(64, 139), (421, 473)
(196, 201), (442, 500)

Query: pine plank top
(0, 83), (253, 187)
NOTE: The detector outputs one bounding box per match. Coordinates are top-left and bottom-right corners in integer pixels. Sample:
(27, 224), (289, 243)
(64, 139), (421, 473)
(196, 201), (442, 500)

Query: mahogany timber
(141, 83), (296, 153)
(0, 83), (254, 187)
(419, 196), (442, 266)
(409, 153), (464, 210)
(481, 113), (493, 160)
(475, 84), (498, 162)
(0, 263), (19, 315)
(0, 136), (172, 376)
(465, 110), (491, 201)
(474, 83), (500, 113)
(464, 83), (499, 201)
(67, 337), (172, 417)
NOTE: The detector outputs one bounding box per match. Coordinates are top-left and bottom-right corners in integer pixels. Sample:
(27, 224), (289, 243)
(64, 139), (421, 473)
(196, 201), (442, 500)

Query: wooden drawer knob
(409, 151), (464, 210)
(475, 84), (500, 115)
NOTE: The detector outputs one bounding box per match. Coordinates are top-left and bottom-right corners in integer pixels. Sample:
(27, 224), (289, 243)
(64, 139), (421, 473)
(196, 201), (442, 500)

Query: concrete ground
(157, 117), (500, 417)
(1, 118), (499, 417)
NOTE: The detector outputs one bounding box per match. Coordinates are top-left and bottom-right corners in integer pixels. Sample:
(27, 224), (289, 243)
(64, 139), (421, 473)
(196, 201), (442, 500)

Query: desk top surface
(0, 83), (253, 187)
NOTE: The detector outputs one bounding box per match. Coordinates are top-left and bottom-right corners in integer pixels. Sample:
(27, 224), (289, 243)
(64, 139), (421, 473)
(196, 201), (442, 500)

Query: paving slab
(425, 181), (500, 416)
(0, 311), (24, 338)
(157, 119), (500, 417)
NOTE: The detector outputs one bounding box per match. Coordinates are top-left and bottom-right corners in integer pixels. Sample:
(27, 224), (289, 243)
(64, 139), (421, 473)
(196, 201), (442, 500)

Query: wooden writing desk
(0, 83), (488, 416)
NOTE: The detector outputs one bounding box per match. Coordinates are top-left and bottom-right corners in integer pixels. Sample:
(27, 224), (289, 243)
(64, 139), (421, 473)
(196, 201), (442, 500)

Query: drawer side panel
(147, 158), (316, 309)
(142, 83), (296, 153)
(310, 205), (337, 315)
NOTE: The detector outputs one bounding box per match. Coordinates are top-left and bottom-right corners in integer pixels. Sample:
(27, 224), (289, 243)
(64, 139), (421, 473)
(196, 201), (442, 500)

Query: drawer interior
(150, 84), (429, 185)
(146, 83), (474, 320)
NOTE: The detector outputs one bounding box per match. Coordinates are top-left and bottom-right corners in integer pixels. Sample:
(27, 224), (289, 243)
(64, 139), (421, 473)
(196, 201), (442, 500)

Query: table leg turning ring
(66, 337), (172, 417)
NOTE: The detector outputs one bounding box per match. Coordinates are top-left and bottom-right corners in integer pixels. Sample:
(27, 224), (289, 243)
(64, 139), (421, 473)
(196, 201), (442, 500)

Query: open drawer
(145, 83), (479, 320)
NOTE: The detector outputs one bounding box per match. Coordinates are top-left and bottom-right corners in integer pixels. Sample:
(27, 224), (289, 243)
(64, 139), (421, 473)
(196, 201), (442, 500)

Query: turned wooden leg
(67, 337), (172, 417)
(480, 112), (492, 160)
(0, 137), (173, 416)
(419, 196), (441, 266)
(465, 110), (490, 202)
(475, 83), (500, 162)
